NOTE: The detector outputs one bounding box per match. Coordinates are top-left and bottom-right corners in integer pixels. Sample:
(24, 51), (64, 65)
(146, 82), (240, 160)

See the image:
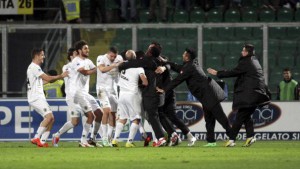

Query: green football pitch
(0, 141), (300, 169)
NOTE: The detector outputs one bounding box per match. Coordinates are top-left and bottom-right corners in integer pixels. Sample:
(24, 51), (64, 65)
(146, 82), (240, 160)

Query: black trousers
(143, 96), (165, 139)
(229, 106), (257, 140)
(158, 109), (175, 136)
(161, 92), (190, 135)
(203, 103), (231, 143)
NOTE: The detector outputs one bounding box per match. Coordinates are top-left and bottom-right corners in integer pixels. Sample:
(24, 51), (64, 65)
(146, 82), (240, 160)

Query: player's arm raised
(98, 62), (122, 73)
(40, 71), (69, 82)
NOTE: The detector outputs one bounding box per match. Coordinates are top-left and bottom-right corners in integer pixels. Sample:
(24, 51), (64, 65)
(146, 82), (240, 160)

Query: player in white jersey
(96, 46), (123, 146)
(27, 48), (68, 147)
(69, 40), (103, 147)
(111, 50), (148, 147)
(52, 48), (90, 147)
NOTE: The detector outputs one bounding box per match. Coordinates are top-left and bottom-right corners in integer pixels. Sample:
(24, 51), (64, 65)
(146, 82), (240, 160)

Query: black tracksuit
(163, 60), (231, 143)
(217, 55), (270, 140)
(119, 56), (165, 139)
(157, 61), (190, 136)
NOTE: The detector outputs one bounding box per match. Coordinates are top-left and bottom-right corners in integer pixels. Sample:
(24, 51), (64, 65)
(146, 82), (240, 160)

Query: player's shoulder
(28, 62), (41, 70)
(116, 55), (123, 61)
(97, 54), (105, 60)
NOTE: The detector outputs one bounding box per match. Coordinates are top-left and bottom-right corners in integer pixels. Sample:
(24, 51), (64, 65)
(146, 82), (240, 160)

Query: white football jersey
(27, 62), (46, 102)
(118, 67), (145, 93)
(62, 62), (73, 100)
(69, 57), (95, 96)
(96, 54), (123, 91)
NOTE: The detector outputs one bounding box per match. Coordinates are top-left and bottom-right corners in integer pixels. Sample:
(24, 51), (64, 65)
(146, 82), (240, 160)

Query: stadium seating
(286, 27), (300, 40)
(165, 29), (184, 38)
(138, 9), (150, 23)
(228, 41), (244, 54)
(137, 28), (150, 38)
(203, 27), (218, 41)
(235, 27), (252, 39)
(211, 41), (229, 55)
(251, 27), (263, 39)
(280, 40), (297, 56)
(148, 29), (167, 39)
(217, 27), (235, 40)
(224, 9), (241, 22)
(173, 10), (189, 23)
(276, 8), (294, 22)
(242, 7), (258, 22)
(177, 38), (197, 53)
(206, 8), (223, 22)
(204, 54), (223, 68)
(268, 39), (280, 66)
(182, 28), (197, 39)
(278, 55), (296, 68)
(190, 9), (205, 23)
(258, 8), (275, 22)
(269, 27), (287, 39)
(296, 9), (300, 21)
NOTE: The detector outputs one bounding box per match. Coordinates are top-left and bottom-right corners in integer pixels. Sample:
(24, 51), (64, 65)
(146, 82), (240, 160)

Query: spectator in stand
(90, 0), (107, 23)
(195, 0), (214, 12)
(148, 0), (167, 22)
(61, 0), (81, 43)
(120, 0), (138, 22)
(276, 68), (299, 101)
(175, 0), (191, 12)
(43, 70), (65, 98)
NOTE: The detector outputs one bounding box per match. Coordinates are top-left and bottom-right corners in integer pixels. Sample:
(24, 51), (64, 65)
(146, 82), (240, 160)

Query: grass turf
(0, 141), (300, 169)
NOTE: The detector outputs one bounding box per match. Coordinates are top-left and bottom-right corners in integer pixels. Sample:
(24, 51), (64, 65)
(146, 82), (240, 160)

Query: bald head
(125, 50), (136, 60)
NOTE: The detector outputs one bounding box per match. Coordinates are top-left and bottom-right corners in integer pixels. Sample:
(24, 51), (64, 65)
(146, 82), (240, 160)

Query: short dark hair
(109, 46), (118, 54)
(47, 69), (58, 76)
(31, 48), (44, 59)
(244, 44), (255, 56)
(74, 40), (87, 52)
(283, 67), (291, 72)
(67, 47), (76, 61)
(151, 41), (162, 52)
(135, 50), (145, 59)
(149, 46), (161, 58)
(185, 48), (196, 60)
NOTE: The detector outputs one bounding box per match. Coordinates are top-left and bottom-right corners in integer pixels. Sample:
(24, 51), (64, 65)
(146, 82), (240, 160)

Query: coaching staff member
(207, 44), (271, 147)
(118, 46), (166, 147)
(157, 48), (232, 146)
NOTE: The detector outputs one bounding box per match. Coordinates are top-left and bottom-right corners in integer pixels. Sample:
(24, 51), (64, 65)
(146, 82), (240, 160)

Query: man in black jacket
(118, 46), (167, 147)
(207, 44), (270, 147)
(157, 48), (232, 147)
(152, 42), (197, 146)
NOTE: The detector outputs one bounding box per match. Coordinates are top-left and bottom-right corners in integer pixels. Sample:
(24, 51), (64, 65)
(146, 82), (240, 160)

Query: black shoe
(87, 139), (97, 147)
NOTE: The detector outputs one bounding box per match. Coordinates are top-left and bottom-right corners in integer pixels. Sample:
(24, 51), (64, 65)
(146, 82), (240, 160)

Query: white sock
(92, 122), (101, 140)
(41, 131), (50, 144)
(56, 121), (74, 137)
(34, 126), (46, 138)
(114, 122), (124, 140)
(139, 122), (146, 134)
(98, 126), (103, 138)
(101, 124), (108, 139)
(107, 125), (115, 140)
(81, 123), (91, 143)
(128, 123), (139, 143)
(186, 132), (194, 139)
